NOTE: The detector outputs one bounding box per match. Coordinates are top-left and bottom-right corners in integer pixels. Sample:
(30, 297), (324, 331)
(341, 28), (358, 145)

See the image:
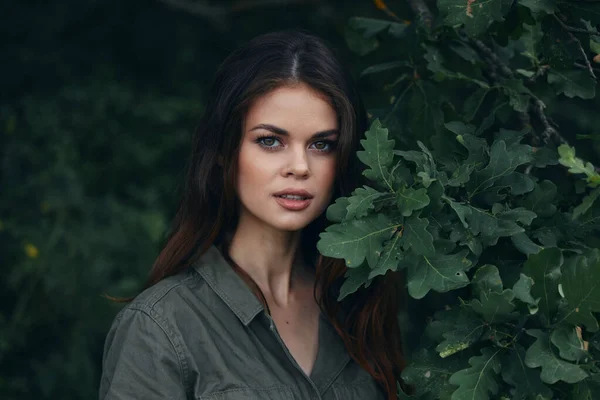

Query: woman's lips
(273, 195), (312, 211)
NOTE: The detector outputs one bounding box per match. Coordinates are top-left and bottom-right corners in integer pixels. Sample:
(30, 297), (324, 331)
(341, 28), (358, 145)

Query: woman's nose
(283, 148), (310, 178)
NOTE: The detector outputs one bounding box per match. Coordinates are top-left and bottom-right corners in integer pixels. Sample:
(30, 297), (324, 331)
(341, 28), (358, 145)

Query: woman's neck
(226, 219), (312, 308)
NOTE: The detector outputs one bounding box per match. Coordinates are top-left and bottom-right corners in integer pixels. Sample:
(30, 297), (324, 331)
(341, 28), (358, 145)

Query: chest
(268, 299), (321, 377)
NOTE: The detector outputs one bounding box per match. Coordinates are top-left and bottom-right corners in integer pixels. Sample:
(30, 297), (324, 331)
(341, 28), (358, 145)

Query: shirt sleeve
(99, 306), (187, 400)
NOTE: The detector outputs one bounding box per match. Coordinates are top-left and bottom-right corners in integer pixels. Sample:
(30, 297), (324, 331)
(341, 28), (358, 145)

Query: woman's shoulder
(114, 267), (208, 325)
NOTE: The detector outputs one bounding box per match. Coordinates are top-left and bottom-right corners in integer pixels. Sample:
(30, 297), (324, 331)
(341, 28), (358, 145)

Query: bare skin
(228, 83), (338, 376)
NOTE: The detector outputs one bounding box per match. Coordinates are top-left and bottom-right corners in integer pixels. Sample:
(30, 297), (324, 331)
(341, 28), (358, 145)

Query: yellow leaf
(24, 243), (39, 259)
(374, 0), (387, 10)
(372, 0), (398, 19)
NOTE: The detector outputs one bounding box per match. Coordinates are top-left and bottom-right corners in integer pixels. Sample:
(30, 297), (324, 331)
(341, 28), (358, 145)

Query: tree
(319, 0), (600, 398)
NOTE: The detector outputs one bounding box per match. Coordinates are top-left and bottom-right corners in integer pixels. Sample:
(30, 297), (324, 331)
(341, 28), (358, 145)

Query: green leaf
(494, 172), (535, 196)
(519, 0), (557, 15)
(448, 347), (502, 400)
(573, 187), (600, 219)
(445, 197), (472, 229)
(396, 186), (431, 216)
(548, 70), (596, 100)
(360, 61), (409, 77)
(317, 213), (399, 268)
(338, 265), (371, 300)
(522, 248), (563, 326)
(445, 121), (476, 136)
(346, 186), (386, 219)
(368, 232), (404, 279)
(402, 347), (467, 399)
(493, 207), (537, 238)
(344, 25), (379, 56)
(475, 101), (510, 136)
(402, 214), (435, 257)
(447, 164), (476, 187)
(357, 119), (396, 190)
(472, 264), (503, 296)
(406, 250), (472, 299)
(468, 140), (533, 198)
(521, 23), (543, 63)
(533, 147), (559, 168)
(558, 144), (600, 187)
(519, 180), (558, 218)
(511, 232), (544, 256)
(464, 205), (497, 236)
(513, 273), (541, 310)
(407, 81), (445, 142)
(501, 79), (534, 112)
(463, 88), (493, 122)
(326, 196), (350, 223)
(550, 325), (589, 363)
(556, 249), (600, 332)
(591, 39), (600, 56)
(525, 329), (588, 384)
(457, 205), (536, 245)
(427, 307), (485, 358)
(348, 17), (409, 38)
(438, 0), (513, 37)
(469, 288), (519, 323)
(572, 375), (600, 400)
(424, 46), (489, 87)
(501, 344), (553, 400)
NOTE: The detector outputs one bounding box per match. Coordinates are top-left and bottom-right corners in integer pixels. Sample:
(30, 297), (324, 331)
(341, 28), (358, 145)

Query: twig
(553, 14), (597, 79)
(574, 62), (600, 73)
(531, 99), (568, 146)
(471, 39), (514, 79)
(551, 13), (600, 37)
(527, 65), (550, 84)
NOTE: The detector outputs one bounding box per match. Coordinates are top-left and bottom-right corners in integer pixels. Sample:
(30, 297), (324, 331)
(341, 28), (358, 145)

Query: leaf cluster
(327, 1), (600, 398)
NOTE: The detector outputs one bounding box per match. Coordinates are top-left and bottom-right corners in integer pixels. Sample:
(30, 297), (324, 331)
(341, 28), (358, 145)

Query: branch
(470, 38), (514, 79)
(574, 62), (600, 73)
(551, 13), (600, 37)
(527, 65), (550, 84)
(553, 14), (597, 79)
(531, 99), (568, 146)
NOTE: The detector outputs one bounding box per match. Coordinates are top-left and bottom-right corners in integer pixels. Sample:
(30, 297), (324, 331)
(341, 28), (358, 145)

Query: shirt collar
(193, 245), (352, 391)
(193, 245), (265, 326)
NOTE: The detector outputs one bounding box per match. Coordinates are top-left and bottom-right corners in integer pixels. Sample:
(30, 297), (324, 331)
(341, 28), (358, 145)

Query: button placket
(265, 313), (323, 400)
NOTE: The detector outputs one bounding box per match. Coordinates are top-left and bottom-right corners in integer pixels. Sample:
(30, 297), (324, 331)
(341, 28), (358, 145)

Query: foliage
(320, 0), (600, 398)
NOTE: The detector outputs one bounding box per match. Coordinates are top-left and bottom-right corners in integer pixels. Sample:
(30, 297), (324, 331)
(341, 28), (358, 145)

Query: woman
(99, 30), (408, 400)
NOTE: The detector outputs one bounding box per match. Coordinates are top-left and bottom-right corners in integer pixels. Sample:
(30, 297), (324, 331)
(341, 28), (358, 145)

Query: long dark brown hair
(136, 30), (408, 398)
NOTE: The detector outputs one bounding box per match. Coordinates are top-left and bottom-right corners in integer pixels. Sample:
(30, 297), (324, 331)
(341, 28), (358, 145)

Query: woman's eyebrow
(249, 123), (339, 139)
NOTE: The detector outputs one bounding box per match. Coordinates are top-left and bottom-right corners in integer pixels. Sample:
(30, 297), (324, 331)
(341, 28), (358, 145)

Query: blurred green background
(0, 1), (379, 398)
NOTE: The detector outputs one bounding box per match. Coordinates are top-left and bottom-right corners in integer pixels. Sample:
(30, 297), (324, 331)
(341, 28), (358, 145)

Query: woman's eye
(311, 140), (335, 152)
(257, 136), (281, 148)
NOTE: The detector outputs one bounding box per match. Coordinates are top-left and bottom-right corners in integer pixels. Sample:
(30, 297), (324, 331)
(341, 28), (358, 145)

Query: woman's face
(236, 83), (339, 233)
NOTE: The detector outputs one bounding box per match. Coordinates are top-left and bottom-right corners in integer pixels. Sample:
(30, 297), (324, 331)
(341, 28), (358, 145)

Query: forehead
(244, 83), (338, 133)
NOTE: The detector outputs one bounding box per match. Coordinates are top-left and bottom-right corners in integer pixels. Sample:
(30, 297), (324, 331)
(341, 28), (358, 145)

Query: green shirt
(99, 245), (386, 399)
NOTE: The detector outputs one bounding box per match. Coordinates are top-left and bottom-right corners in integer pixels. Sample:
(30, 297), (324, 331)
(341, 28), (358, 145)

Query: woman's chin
(265, 215), (316, 233)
